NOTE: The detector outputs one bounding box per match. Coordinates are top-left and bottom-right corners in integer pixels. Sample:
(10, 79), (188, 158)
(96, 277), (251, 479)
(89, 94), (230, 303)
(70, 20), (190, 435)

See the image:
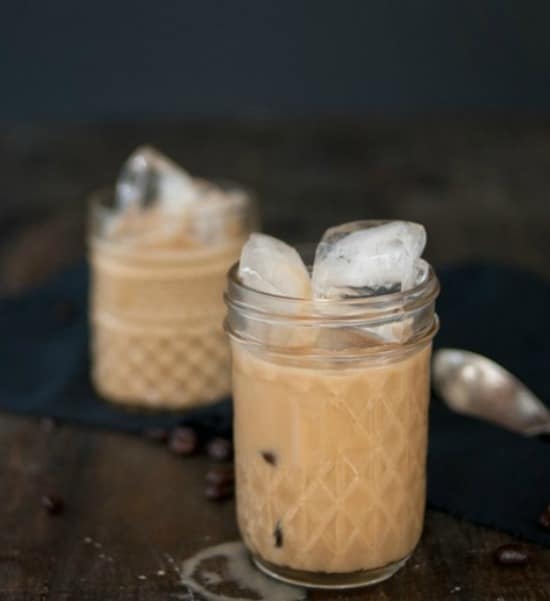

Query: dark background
(1, 0), (550, 292)
(2, 0), (550, 121)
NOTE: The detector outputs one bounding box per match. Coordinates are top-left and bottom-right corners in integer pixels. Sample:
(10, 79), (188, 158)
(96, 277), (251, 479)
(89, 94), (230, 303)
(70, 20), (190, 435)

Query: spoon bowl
(432, 348), (550, 436)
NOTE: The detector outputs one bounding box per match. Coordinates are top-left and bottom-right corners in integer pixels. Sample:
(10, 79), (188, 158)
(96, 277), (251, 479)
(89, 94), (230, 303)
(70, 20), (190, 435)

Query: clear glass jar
(89, 183), (257, 410)
(225, 253), (439, 589)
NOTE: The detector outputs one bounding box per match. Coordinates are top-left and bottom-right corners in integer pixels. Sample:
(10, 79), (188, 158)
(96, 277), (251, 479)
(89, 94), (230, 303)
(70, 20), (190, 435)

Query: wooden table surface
(1, 119), (549, 600)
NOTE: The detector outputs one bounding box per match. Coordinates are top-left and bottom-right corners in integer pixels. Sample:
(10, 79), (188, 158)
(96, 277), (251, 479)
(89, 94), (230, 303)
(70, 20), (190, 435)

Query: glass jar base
(252, 553), (410, 590)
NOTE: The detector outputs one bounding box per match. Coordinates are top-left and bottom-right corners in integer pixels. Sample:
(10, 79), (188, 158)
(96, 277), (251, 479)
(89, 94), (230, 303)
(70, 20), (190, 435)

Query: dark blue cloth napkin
(0, 263), (231, 437)
(0, 262), (549, 546)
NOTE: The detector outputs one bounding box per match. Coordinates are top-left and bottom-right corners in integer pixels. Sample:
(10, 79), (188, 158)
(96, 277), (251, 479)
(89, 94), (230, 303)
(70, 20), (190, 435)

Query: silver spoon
(432, 348), (550, 436)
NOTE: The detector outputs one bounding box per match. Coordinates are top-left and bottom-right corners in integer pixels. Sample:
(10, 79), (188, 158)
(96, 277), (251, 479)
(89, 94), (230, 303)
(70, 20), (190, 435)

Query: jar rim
(87, 182), (258, 257)
(89, 180), (256, 220)
(225, 260), (439, 359)
(225, 259), (439, 321)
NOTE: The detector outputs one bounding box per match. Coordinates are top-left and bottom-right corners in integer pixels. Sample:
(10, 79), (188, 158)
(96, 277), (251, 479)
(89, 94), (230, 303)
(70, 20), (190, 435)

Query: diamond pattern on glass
(235, 346), (431, 574)
(92, 320), (230, 409)
(90, 240), (242, 410)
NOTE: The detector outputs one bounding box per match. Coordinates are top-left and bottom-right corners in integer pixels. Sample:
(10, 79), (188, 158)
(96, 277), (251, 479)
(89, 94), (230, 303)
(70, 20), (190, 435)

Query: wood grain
(0, 119), (549, 600)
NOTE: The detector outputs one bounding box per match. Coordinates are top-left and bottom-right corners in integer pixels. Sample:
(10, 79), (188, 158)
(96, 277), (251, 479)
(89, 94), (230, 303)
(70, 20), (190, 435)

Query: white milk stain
(178, 541), (305, 601)
(201, 571), (223, 585)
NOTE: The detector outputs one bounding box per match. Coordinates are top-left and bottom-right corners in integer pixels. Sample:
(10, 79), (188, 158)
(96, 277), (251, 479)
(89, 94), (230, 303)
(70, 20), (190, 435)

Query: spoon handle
(527, 421), (550, 438)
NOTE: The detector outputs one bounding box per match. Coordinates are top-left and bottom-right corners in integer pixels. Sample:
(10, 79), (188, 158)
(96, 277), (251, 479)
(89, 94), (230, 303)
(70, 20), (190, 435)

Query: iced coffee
(225, 222), (439, 588)
(90, 147), (256, 410)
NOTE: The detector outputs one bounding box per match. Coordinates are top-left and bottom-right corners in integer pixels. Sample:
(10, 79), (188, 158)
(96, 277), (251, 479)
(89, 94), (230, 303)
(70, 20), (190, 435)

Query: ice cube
(115, 146), (198, 212)
(237, 234), (315, 348)
(312, 221), (426, 299)
(186, 182), (248, 245)
(238, 234), (312, 298)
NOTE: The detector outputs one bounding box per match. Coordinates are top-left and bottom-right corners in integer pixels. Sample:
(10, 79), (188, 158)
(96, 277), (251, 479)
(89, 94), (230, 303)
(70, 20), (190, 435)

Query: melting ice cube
(238, 234), (312, 298)
(238, 234), (315, 348)
(312, 220), (426, 299)
(115, 146), (198, 212)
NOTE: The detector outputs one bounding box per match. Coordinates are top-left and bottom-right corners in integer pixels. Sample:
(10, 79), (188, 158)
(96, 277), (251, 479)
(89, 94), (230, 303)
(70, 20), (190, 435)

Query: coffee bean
(144, 428), (169, 444)
(206, 465), (235, 486)
(41, 495), (64, 515)
(207, 437), (233, 462)
(538, 505), (550, 531)
(261, 450), (277, 466)
(169, 427), (198, 456)
(274, 522), (283, 548)
(204, 482), (234, 501)
(493, 544), (529, 566)
(40, 417), (56, 433)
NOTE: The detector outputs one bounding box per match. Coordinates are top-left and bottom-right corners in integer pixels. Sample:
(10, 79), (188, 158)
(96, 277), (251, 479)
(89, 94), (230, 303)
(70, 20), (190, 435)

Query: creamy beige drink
(90, 147), (256, 410)
(91, 218), (246, 409)
(233, 343), (431, 575)
(225, 223), (439, 588)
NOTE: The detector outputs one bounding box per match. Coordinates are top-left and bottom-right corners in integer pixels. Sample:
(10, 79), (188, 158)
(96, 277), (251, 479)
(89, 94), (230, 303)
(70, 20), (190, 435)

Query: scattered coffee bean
(144, 428), (169, 444)
(169, 427), (198, 456)
(207, 437), (233, 462)
(41, 495), (64, 515)
(206, 465), (235, 486)
(40, 417), (56, 433)
(538, 505), (550, 531)
(274, 522), (283, 548)
(493, 544), (529, 566)
(204, 482), (234, 501)
(261, 450), (277, 466)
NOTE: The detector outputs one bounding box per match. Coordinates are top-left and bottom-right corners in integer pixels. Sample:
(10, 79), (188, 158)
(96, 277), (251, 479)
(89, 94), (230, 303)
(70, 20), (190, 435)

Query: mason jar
(224, 250), (439, 589)
(89, 184), (257, 410)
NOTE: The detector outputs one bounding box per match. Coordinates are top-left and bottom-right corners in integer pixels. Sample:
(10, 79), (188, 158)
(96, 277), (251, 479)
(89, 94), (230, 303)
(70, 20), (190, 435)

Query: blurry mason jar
(89, 183), (257, 410)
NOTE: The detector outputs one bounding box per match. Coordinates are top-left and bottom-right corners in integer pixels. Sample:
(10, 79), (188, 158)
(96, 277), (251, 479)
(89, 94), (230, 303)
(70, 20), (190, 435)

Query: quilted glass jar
(89, 185), (256, 410)
(225, 259), (439, 588)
